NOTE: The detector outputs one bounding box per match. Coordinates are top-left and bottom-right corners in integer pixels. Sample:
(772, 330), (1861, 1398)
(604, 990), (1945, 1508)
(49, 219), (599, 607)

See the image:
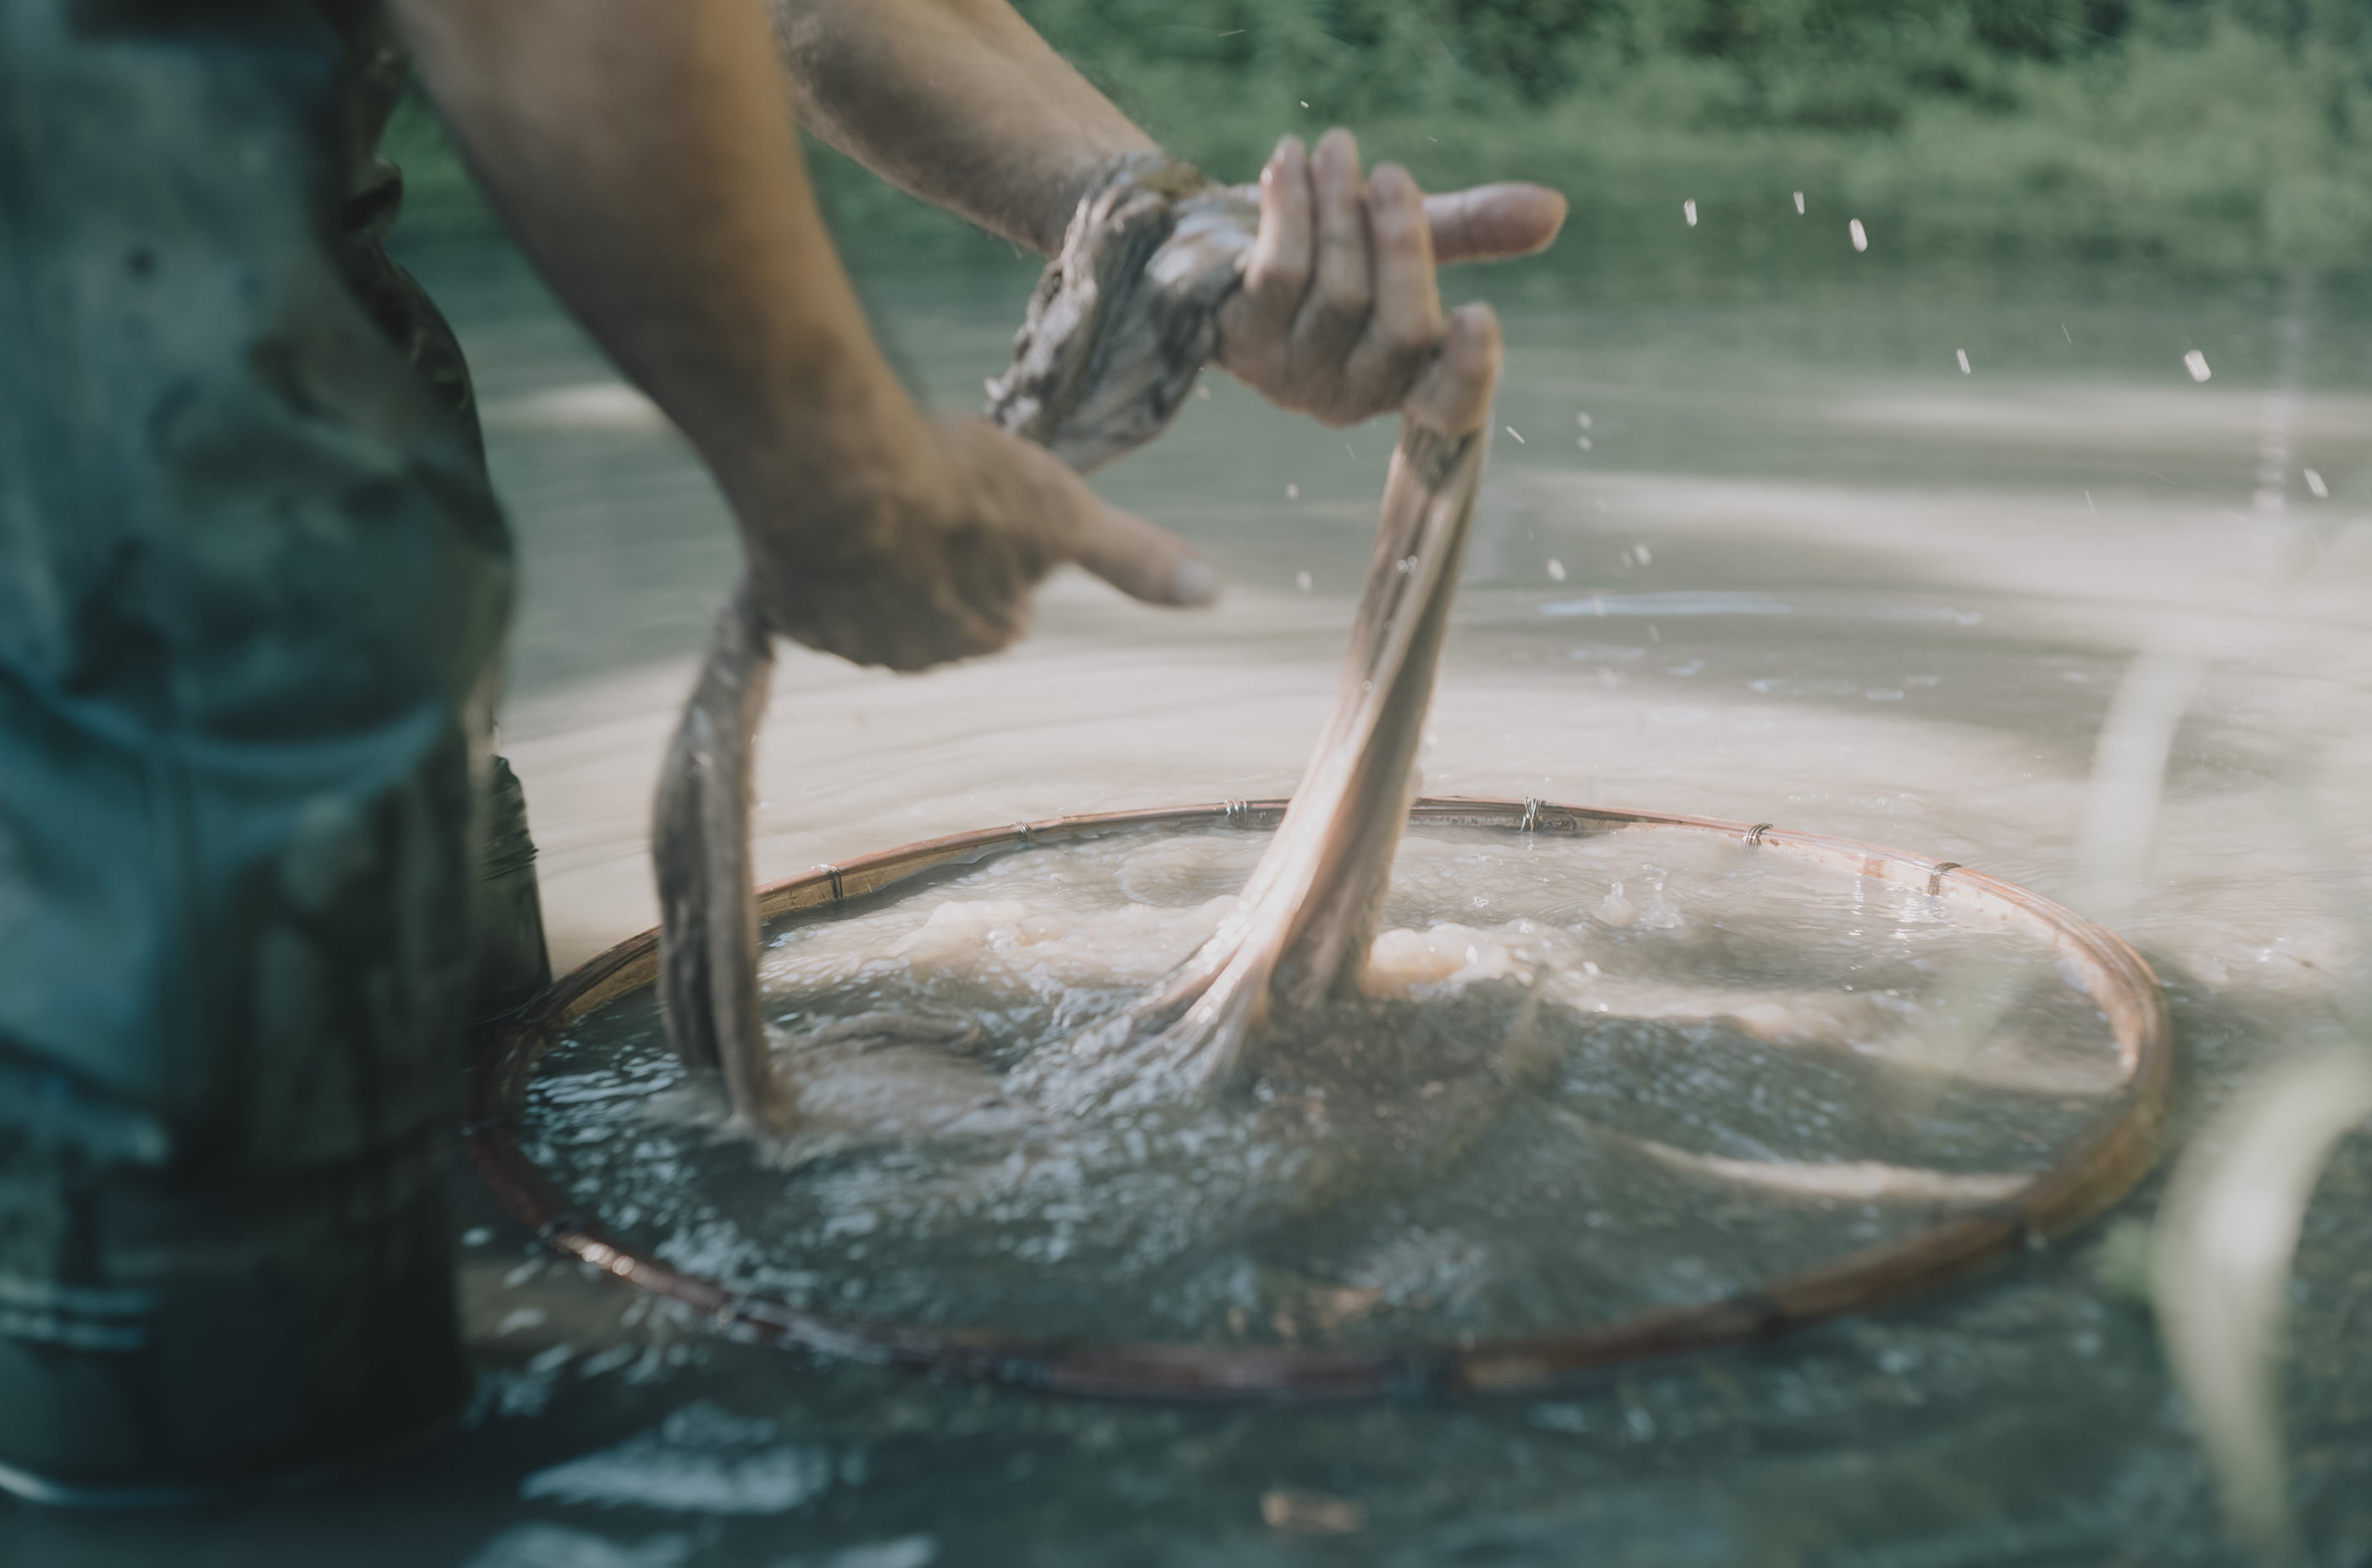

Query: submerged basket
(465, 795), (2170, 1403)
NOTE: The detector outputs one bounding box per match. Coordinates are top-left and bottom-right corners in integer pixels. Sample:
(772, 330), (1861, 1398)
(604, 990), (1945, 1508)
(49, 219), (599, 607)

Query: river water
(13, 233), (2372, 1565)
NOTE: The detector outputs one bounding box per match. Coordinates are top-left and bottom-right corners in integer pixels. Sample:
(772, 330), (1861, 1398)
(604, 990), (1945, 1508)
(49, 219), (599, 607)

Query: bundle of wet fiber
(653, 156), (1501, 1132)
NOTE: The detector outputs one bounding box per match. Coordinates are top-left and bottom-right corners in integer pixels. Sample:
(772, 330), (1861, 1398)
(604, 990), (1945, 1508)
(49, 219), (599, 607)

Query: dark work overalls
(0, 0), (547, 1499)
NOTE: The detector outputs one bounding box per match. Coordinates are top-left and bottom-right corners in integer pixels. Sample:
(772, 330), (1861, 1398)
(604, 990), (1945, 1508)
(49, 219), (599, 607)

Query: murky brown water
(12, 241), (2372, 1566)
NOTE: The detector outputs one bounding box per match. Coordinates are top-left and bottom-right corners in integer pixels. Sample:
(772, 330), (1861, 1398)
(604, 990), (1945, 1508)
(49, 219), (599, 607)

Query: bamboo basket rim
(464, 794), (2171, 1403)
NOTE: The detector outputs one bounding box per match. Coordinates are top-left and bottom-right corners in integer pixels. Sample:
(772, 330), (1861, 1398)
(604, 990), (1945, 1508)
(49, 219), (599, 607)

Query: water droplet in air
(1683, 199), (1699, 227)
(1285, 483), (1300, 500)
(1848, 219), (1869, 252)
(1595, 881), (1638, 928)
(1793, 191), (1805, 214)
(1505, 425), (1525, 444)
(1295, 570), (1313, 593)
(2184, 350), (2211, 382)
(1546, 557), (1567, 583)
(2305, 467), (2329, 498)
(1956, 348), (1971, 374)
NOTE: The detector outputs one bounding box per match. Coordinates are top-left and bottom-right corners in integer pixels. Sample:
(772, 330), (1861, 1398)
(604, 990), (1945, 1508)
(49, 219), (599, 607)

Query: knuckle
(1383, 317), (1440, 362)
(1372, 192), (1421, 242)
(1248, 255), (1310, 300)
(1315, 273), (1368, 320)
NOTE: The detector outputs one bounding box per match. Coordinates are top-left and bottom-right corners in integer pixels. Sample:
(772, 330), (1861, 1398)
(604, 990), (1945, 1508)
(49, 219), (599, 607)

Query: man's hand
(1217, 130), (1564, 428)
(737, 418), (1216, 672)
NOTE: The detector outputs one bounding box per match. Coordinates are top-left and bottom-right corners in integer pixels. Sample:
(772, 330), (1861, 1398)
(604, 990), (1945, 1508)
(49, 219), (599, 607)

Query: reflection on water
(17, 238), (2372, 1565)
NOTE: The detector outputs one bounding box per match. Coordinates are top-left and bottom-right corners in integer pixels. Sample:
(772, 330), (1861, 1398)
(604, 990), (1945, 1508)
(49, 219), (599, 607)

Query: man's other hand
(1216, 130), (1564, 428)
(743, 417), (1217, 672)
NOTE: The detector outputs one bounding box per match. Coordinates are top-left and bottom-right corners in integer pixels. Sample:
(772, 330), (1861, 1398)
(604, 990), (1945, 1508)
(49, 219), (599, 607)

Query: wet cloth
(0, 0), (508, 1492)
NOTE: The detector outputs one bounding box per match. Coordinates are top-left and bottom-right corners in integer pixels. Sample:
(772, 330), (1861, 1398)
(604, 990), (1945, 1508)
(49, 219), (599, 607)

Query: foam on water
(522, 825), (2114, 1346)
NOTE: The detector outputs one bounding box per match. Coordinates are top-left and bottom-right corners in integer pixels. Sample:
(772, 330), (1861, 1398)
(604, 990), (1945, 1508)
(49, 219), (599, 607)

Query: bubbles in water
(1594, 878), (1637, 927)
(526, 828), (2118, 1349)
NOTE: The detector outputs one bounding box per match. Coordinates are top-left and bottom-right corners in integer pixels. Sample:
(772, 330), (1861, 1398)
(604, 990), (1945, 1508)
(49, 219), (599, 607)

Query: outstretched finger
(983, 421), (1222, 609)
(1062, 501), (1222, 609)
(1422, 183), (1567, 263)
(1404, 302), (1502, 438)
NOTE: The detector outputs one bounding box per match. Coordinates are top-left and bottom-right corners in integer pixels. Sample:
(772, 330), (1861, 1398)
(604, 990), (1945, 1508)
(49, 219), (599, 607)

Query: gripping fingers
(1337, 163), (1442, 418)
(1227, 136), (1312, 385)
(1288, 129), (1372, 396)
(1405, 302), (1502, 439)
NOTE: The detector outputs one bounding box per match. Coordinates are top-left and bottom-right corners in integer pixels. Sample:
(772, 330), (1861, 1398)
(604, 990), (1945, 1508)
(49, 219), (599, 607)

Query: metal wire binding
(1519, 798), (1545, 833)
(1014, 823), (1034, 848)
(1926, 862), (1963, 895)
(816, 863), (846, 905)
(1744, 822), (1776, 846)
(1222, 800), (1251, 828)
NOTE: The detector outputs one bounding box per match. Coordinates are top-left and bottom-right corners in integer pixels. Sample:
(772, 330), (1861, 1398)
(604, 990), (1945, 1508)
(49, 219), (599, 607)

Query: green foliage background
(388, 0), (2372, 272)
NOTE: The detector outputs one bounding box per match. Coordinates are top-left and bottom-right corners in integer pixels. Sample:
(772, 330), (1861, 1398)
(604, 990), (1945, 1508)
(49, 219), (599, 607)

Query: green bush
(388, 0), (2372, 274)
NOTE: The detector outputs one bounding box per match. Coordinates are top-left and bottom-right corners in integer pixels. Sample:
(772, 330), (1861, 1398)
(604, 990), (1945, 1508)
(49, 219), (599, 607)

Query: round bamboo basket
(466, 795), (2170, 1403)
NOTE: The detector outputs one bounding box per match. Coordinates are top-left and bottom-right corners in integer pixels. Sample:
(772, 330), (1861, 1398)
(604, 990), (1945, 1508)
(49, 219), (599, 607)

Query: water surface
(13, 237), (2372, 1566)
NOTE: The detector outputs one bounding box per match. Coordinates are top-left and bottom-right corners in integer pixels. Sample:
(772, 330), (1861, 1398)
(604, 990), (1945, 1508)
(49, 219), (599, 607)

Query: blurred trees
(387, 0), (2372, 269)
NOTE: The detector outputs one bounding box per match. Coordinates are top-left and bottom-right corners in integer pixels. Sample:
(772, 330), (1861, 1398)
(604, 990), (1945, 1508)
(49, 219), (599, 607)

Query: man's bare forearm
(393, 0), (926, 521)
(768, 0), (1159, 254)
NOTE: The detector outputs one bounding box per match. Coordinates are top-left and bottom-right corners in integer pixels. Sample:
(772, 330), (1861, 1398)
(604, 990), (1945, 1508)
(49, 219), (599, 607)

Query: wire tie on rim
(1013, 822), (1034, 848)
(1223, 799), (1250, 828)
(1519, 797), (1544, 834)
(1743, 822), (1775, 847)
(1926, 861), (1963, 896)
(816, 862), (846, 904)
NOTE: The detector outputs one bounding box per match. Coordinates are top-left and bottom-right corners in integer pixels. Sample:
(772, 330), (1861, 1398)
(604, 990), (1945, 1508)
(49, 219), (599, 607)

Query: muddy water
(13, 244), (2372, 1565)
(525, 824), (2114, 1347)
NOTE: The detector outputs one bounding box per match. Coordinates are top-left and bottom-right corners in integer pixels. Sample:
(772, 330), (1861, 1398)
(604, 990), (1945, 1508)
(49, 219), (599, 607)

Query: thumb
(1422, 182), (1567, 264)
(1061, 496), (1223, 608)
